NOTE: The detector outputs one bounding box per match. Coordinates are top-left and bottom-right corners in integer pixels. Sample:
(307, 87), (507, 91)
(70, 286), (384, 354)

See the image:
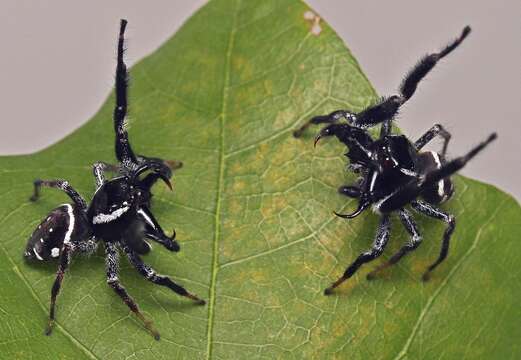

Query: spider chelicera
(24, 20), (204, 340)
(294, 26), (497, 295)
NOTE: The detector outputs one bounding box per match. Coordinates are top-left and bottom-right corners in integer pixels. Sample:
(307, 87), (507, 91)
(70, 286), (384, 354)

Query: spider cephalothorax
(26, 164), (205, 340)
(24, 20), (205, 340)
(294, 26), (497, 295)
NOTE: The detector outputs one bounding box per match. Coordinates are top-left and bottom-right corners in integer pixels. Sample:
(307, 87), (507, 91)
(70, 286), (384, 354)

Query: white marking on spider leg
(93, 206), (130, 224)
(33, 248), (43, 261)
(64, 204), (75, 245)
(144, 266), (155, 279)
(138, 209), (156, 229)
(94, 166), (104, 188)
(51, 248), (60, 258)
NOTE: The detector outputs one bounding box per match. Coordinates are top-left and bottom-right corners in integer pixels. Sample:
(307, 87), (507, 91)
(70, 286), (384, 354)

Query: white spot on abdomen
(51, 248), (60, 257)
(64, 204), (75, 244)
(429, 152), (446, 197)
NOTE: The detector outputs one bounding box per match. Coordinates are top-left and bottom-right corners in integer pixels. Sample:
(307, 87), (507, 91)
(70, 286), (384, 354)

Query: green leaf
(1, 0), (519, 359)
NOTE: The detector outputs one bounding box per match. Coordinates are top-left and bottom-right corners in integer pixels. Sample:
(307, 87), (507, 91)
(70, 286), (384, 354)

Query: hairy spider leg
(293, 110), (355, 138)
(45, 243), (73, 335)
(324, 215), (391, 295)
(114, 19), (137, 168)
(352, 26), (471, 138)
(92, 162), (112, 190)
(411, 200), (455, 281)
(338, 185), (362, 198)
(112, 22), (179, 192)
(123, 246), (205, 304)
(414, 124), (452, 157)
(105, 242), (161, 340)
(113, 21), (181, 179)
(399, 26), (471, 102)
(30, 179), (87, 210)
(366, 208), (422, 280)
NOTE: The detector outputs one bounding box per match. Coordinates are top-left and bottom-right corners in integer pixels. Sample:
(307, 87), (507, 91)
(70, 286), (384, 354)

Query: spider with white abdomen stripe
(24, 19), (205, 340)
(25, 165), (205, 340)
(294, 26), (498, 294)
(27, 19), (181, 264)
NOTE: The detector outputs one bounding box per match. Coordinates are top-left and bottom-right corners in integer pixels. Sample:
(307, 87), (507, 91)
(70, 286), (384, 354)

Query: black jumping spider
(24, 20), (204, 340)
(294, 26), (497, 295)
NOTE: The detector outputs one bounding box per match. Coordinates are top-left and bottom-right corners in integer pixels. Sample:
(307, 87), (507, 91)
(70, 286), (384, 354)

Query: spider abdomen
(417, 151), (454, 204)
(24, 204), (91, 261)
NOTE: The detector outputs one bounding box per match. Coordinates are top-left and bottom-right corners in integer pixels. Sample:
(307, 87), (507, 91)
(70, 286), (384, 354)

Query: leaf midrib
(205, 0), (241, 358)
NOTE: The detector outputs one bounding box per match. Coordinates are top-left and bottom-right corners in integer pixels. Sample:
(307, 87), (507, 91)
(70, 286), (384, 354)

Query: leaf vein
(205, 1), (240, 358)
(393, 197), (507, 360)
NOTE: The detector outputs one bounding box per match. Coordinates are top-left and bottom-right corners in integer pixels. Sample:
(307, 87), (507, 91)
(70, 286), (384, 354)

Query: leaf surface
(0, 0), (519, 359)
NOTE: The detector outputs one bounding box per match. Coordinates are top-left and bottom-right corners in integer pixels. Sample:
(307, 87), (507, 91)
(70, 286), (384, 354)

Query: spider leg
(352, 26), (471, 137)
(293, 110), (354, 138)
(367, 208), (422, 280)
(399, 26), (471, 102)
(338, 185), (361, 198)
(74, 237), (98, 254)
(411, 200), (455, 281)
(104, 242), (161, 340)
(414, 124), (452, 157)
(324, 215), (391, 295)
(30, 179), (87, 211)
(114, 19), (138, 167)
(123, 245), (205, 305)
(92, 162), (112, 190)
(45, 243), (73, 335)
(138, 206), (180, 252)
